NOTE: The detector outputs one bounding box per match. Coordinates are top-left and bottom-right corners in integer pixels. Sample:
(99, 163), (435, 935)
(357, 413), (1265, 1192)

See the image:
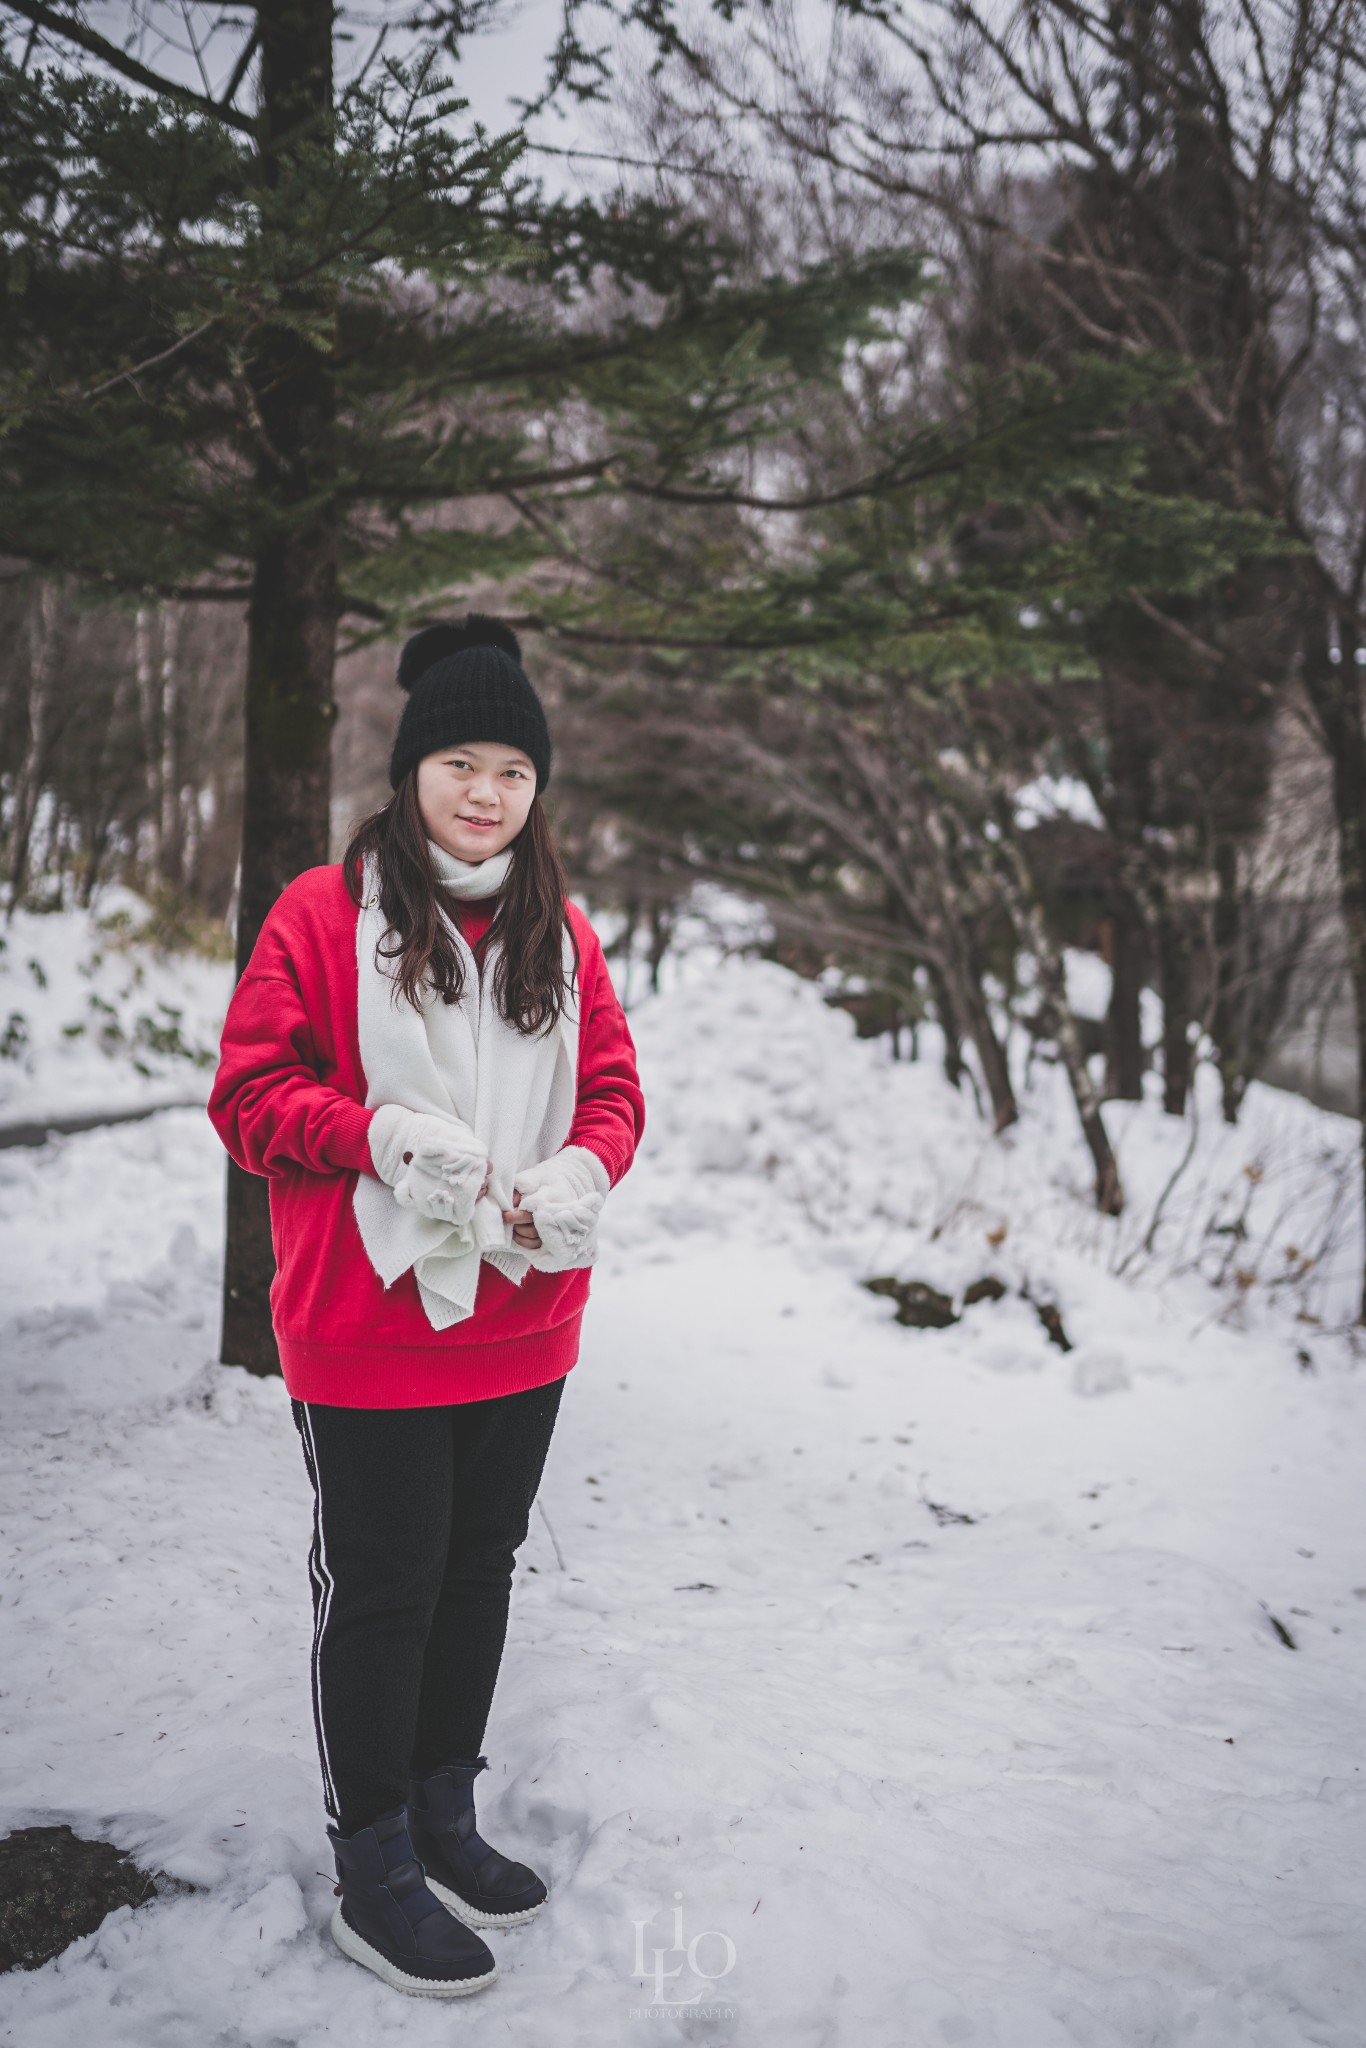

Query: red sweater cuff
(569, 1134), (622, 1189)
(329, 1100), (376, 1176)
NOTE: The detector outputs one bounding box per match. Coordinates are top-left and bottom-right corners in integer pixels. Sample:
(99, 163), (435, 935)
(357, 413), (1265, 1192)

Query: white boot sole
(426, 1874), (549, 1930)
(330, 1904), (498, 1997)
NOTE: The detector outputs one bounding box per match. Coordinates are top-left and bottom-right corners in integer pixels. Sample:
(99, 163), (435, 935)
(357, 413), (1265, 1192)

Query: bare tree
(617, 0), (1366, 1303)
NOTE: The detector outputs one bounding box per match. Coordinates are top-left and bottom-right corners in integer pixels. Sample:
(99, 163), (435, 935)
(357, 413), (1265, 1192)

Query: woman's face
(416, 742), (538, 863)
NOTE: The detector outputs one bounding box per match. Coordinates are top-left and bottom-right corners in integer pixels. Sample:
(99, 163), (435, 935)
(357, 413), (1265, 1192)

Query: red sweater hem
(278, 1311), (584, 1408)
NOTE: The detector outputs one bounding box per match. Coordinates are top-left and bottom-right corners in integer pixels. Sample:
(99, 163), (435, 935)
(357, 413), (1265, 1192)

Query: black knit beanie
(389, 614), (552, 792)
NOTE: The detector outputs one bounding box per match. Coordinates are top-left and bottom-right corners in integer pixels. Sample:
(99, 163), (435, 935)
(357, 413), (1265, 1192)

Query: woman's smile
(417, 741), (538, 862)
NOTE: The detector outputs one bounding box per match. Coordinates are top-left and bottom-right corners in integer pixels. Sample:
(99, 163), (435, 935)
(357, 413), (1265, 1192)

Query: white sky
(67, 0), (643, 200)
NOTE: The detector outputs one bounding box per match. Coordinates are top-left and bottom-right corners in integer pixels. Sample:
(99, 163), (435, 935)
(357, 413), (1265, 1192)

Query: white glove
(368, 1104), (489, 1228)
(513, 1145), (610, 1272)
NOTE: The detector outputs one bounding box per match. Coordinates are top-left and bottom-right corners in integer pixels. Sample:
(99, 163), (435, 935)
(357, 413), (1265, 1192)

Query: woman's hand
(505, 1148), (609, 1268)
(369, 1105), (491, 1226)
(502, 1192), (543, 1250)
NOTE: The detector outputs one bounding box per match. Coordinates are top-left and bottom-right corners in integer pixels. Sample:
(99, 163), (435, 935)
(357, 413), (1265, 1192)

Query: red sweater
(208, 864), (645, 1408)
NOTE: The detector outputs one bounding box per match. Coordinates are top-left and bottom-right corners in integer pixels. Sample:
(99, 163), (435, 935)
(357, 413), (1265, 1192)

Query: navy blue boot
(407, 1758), (549, 1929)
(328, 1807), (498, 1996)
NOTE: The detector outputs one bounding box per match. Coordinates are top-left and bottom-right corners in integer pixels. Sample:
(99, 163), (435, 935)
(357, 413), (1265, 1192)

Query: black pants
(291, 1374), (566, 1836)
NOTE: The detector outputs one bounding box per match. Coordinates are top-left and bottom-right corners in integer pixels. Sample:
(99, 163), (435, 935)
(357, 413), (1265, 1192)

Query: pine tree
(0, 2), (925, 1367)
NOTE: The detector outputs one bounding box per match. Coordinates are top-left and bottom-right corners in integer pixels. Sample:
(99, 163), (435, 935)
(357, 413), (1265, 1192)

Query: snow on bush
(0, 899), (232, 1126)
(609, 924), (1363, 1346)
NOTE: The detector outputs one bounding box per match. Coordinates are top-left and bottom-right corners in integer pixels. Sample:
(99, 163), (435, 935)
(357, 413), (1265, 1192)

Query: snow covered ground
(1, 898), (1364, 2046)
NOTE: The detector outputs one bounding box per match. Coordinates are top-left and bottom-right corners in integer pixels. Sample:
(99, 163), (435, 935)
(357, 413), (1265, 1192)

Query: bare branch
(5, 1), (257, 134)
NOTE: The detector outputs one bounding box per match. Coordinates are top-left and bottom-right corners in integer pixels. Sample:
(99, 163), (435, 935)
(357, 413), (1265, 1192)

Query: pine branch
(81, 320), (221, 402)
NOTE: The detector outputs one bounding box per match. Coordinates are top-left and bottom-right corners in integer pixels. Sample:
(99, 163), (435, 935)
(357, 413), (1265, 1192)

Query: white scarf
(351, 843), (581, 1330)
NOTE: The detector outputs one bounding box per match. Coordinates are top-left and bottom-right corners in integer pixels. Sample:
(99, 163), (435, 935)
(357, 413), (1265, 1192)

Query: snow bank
(1, 901), (1364, 2045)
(0, 899), (230, 1127)
(618, 932), (1363, 1342)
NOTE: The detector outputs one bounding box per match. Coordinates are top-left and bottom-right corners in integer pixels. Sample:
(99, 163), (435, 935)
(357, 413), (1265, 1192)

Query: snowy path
(2, 937), (1365, 2045)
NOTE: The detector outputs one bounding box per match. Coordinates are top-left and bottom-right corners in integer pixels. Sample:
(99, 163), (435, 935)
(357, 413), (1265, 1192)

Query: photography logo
(629, 1890), (738, 2020)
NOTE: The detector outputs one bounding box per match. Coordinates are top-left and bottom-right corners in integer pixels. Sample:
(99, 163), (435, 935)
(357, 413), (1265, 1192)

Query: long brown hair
(344, 771), (578, 1033)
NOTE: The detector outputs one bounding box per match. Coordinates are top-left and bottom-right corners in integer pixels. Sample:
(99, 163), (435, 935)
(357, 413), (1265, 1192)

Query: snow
(1013, 775), (1106, 832)
(2, 903), (1364, 2045)
(0, 904), (226, 1127)
(1063, 947), (1112, 1023)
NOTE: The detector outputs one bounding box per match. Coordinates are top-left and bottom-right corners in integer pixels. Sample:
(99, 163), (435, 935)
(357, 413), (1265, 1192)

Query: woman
(209, 616), (645, 2000)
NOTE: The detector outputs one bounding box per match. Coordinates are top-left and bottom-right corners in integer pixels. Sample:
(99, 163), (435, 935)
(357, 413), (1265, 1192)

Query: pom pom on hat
(397, 614), (524, 692)
(388, 612), (551, 791)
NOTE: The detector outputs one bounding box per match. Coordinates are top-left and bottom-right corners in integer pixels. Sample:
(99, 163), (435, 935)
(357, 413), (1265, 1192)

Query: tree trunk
(918, 924), (1016, 1126)
(134, 605), (163, 881)
(220, 0), (339, 1377)
(1029, 905), (1124, 1213)
(7, 582), (59, 915)
(1104, 898), (1145, 1101)
(916, 847), (1018, 1127)
(159, 606), (181, 883)
(80, 821), (111, 908)
(928, 962), (965, 1090)
(996, 834), (1123, 1212)
(234, 509), (339, 967)
(1210, 836), (1246, 1124)
(1301, 601), (1366, 1323)
(954, 962), (1019, 1131)
(647, 899), (672, 994)
(1096, 667), (1153, 1105)
(81, 640), (135, 907)
(1156, 897), (1195, 1115)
